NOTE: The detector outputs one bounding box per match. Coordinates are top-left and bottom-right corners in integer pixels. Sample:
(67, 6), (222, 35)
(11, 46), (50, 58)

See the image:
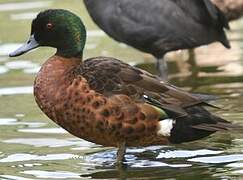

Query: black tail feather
(168, 106), (232, 144)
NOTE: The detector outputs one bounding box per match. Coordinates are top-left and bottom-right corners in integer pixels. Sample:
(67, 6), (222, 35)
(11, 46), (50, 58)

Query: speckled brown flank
(34, 55), (169, 147)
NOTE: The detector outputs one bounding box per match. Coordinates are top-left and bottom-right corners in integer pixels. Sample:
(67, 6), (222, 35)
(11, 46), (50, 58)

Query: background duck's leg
(116, 141), (126, 164)
(156, 56), (168, 81)
(187, 49), (199, 76)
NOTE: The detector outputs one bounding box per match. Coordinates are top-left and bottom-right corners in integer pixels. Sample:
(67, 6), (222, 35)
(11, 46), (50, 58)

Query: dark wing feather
(81, 57), (204, 116)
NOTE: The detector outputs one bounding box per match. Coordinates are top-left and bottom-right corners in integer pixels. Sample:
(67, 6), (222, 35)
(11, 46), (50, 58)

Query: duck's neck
(55, 38), (85, 58)
(55, 20), (86, 58)
(56, 47), (83, 58)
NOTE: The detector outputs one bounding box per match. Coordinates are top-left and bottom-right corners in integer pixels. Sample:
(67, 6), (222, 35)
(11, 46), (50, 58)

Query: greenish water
(1, 0), (243, 179)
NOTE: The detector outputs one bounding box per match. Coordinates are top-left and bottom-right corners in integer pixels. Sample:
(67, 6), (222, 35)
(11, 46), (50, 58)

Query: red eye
(46, 23), (53, 30)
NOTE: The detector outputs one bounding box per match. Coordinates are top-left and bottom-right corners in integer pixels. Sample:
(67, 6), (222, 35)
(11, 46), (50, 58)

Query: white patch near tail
(157, 119), (175, 137)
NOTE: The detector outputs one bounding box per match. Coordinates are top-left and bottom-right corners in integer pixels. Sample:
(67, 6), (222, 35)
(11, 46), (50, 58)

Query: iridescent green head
(10, 9), (86, 58)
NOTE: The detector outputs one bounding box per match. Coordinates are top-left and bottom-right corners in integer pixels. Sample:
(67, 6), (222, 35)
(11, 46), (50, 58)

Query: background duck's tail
(218, 30), (231, 49)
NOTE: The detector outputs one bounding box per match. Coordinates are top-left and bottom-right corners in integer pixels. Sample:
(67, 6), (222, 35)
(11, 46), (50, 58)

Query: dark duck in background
(83, 0), (230, 80)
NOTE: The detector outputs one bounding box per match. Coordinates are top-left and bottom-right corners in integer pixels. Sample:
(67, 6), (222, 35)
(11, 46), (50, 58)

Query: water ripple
(22, 170), (80, 179)
(10, 12), (38, 20)
(18, 128), (68, 134)
(82, 147), (191, 168)
(0, 66), (9, 74)
(3, 138), (93, 148)
(85, 149), (192, 168)
(0, 175), (32, 180)
(5, 60), (39, 70)
(23, 67), (41, 74)
(87, 30), (105, 37)
(0, 118), (45, 128)
(188, 154), (243, 164)
(157, 149), (223, 159)
(0, 1), (52, 11)
(129, 160), (191, 168)
(0, 86), (33, 95)
(0, 153), (80, 163)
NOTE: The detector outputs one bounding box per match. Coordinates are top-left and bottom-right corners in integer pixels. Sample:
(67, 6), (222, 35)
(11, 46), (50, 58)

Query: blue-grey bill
(9, 35), (39, 57)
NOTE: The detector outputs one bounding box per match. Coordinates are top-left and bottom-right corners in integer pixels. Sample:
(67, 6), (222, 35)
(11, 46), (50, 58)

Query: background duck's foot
(156, 57), (168, 81)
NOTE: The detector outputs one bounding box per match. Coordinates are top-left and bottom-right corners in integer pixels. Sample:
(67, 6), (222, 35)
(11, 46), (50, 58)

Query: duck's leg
(156, 56), (168, 81)
(116, 141), (126, 165)
(187, 49), (199, 76)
